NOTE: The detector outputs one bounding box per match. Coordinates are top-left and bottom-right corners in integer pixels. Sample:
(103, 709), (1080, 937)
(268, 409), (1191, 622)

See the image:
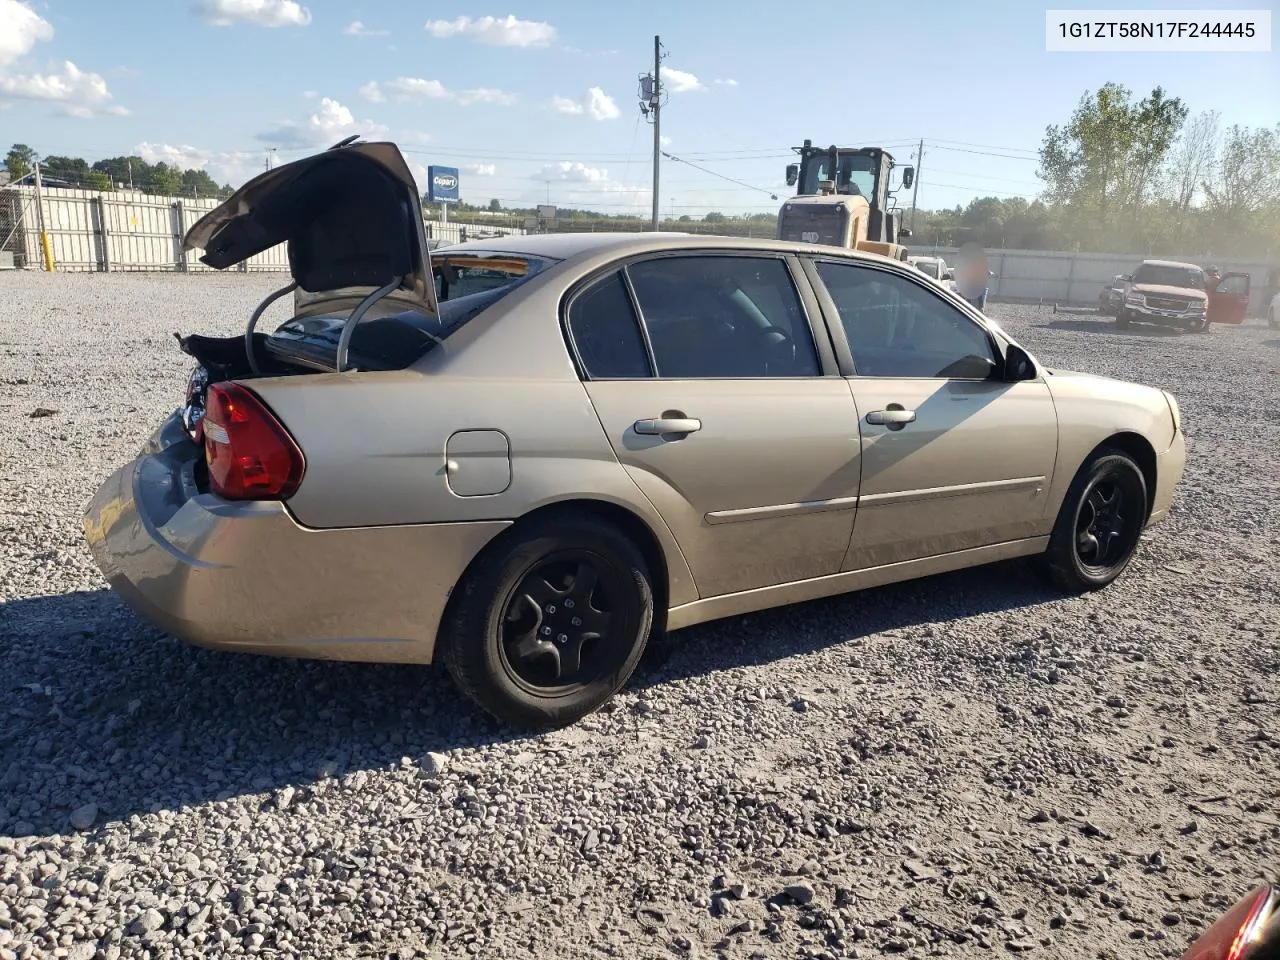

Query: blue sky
(1, 0), (1276, 216)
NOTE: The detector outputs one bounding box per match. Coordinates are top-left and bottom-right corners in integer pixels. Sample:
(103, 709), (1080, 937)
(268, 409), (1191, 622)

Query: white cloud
(194, 0), (311, 28)
(586, 86), (619, 120)
(464, 163), (496, 176)
(424, 14), (555, 47)
(256, 97), (387, 148)
(529, 161), (649, 209)
(550, 86), (619, 121)
(137, 142), (213, 170)
(343, 19), (388, 37)
(713, 78), (739, 87)
(0, 60), (126, 117)
(134, 142), (263, 188)
(660, 66), (704, 93)
(364, 76), (516, 106)
(457, 86), (516, 106)
(0, 0), (54, 69)
(550, 95), (583, 115)
(386, 77), (451, 100)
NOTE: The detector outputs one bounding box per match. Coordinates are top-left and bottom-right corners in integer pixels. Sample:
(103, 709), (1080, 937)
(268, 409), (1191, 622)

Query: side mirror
(1003, 343), (1037, 382)
(902, 166), (915, 190)
(785, 164), (799, 186)
(943, 270), (954, 281)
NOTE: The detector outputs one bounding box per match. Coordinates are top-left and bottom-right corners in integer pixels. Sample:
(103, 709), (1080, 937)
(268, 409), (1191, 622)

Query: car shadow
(1263, 339), (1280, 349)
(1040, 318), (1186, 337)
(0, 561), (1057, 837)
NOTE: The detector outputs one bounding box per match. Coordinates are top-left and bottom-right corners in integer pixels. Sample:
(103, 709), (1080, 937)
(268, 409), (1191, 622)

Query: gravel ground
(1, 271), (1277, 960)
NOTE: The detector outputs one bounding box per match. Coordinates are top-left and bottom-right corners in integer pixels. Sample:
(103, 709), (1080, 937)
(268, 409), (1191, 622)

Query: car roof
(439, 231), (907, 268)
(1138, 259), (1201, 270)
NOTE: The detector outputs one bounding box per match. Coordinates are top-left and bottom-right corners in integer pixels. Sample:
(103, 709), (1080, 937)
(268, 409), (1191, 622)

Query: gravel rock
(68, 803), (98, 830)
(0, 278), (1276, 958)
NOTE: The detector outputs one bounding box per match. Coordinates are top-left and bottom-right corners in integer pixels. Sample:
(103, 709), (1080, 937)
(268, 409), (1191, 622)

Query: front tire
(439, 512), (654, 729)
(1042, 450), (1148, 593)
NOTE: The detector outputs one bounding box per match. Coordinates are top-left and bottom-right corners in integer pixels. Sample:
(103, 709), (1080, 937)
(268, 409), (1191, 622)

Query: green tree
(4, 144), (38, 181)
(39, 155), (91, 183)
(149, 161), (183, 196)
(180, 168), (222, 198)
(487, 198), (501, 211)
(703, 211), (726, 222)
(1038, 83), (1188, 247)
(92, 156), (150, 189)
(85, 171), (113, 192)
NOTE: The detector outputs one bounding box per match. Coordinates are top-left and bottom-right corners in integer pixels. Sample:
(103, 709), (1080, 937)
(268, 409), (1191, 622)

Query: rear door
(804, 256), (1060, 570)
(1209, 272), (1250, 325)
(565, 252), (862, 599)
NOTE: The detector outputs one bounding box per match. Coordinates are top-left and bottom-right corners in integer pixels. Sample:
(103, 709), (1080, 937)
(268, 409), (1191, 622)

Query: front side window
(814, 261), (998, 379)
(626, 256), (822, 378)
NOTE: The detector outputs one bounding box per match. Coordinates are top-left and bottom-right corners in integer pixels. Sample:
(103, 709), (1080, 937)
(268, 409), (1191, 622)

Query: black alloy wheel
(439, 512), (654, 728)
(1043, 450), (1148, 592)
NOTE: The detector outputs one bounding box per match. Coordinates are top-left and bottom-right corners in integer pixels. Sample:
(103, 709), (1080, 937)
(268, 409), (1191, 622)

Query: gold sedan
(84, 142), (1186, 729)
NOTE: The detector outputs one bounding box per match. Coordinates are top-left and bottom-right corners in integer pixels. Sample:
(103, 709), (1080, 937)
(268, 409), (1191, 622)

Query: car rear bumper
(1146, 427), (1186, 527)
(83, 412), (510, 664)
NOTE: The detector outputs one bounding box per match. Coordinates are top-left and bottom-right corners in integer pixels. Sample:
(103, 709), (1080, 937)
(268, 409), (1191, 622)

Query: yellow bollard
(40, 231), (55, 271)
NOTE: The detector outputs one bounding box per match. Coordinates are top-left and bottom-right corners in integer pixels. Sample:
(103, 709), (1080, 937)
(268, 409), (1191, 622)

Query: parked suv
(1117, 260), (1252, 332)
(1116, 260), (1210, 331)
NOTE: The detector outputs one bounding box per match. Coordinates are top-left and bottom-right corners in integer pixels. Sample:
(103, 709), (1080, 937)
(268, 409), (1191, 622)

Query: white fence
(907, 244), (1276, 316)
(0, 185), (525, 273)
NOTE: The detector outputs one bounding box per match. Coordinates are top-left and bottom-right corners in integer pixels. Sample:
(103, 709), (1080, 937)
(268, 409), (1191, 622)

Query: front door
(1209, 272), (1250, 325)
(565, 253), (862, 598)
(806, 257), (1060, 569)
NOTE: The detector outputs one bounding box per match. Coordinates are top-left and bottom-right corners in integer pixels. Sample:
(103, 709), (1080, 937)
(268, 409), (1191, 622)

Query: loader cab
(784, 142), (913, 246)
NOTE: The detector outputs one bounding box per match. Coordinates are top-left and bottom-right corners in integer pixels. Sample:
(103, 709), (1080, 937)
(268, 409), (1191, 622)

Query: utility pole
(910, 139), (923, 232)
(651, 35), (661, 231)
(638, 37), (666, 230)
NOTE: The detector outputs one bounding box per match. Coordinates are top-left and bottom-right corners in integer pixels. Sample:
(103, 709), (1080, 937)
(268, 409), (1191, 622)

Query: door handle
(634, 417), (702, 436)
(865, 408), (916, 426)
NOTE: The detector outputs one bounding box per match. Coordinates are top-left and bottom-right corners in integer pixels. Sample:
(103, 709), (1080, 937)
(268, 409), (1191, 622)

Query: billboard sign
(427, 165), (460, 203)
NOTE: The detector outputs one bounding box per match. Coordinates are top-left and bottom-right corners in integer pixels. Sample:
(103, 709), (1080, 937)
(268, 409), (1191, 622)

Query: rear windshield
(1132, 264), (1204, 289)
(434, 253), (557, 332)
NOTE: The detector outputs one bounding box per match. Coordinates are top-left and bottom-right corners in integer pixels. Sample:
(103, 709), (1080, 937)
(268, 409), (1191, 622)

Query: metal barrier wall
(907, 245), (1275, 315)
(0, 185), (525, 273)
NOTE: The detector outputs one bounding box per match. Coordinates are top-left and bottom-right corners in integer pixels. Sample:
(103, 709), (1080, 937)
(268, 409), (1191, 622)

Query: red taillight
(202, 383), (305, 501)
(1179, 884), (1277, 960)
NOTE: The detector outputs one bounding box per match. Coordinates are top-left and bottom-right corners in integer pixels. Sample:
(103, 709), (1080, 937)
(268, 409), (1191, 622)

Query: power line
(660, 151), (778, 199)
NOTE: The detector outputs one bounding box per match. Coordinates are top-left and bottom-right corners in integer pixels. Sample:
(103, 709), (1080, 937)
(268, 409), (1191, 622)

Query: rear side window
(626, 256), (821, 378)
(566, 271), (652, 379)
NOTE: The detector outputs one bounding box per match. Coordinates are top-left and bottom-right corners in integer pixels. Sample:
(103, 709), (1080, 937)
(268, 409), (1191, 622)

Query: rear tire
(1042, 450), (1148, 594)
(1115, 310), (1131, 329)
(439, 512), (654, 729)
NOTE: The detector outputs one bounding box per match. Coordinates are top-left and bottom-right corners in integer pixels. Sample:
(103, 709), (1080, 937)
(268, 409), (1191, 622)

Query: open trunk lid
(183, 138), (437, 319)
